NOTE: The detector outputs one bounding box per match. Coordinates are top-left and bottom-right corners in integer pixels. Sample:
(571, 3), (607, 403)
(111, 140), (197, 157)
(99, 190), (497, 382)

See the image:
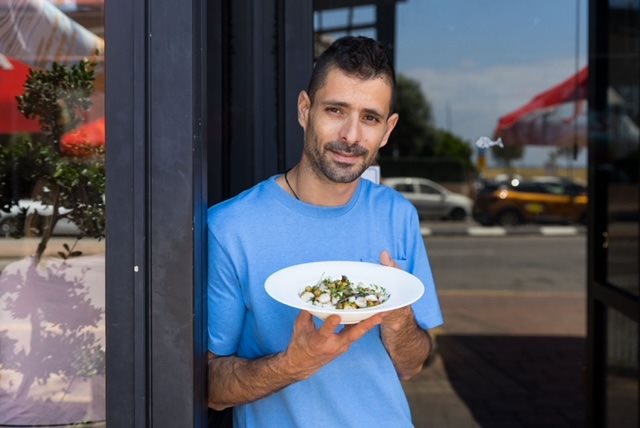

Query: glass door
(0, 1), (106, 425)
(588, 1), (639, 426)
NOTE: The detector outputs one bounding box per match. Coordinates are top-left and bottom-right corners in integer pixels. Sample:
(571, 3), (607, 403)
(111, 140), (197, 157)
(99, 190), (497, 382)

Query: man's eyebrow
(362, 108), (384, 119)
(321, 100), (350, 109)
(321, 100), (385, 118)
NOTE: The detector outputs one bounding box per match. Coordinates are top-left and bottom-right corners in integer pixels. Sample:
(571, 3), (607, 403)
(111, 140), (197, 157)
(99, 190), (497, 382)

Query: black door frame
(107, 0), (640, 426)
(105, 0), (313, 426)
(105, 0), (209, 425)
(104, 0), (149, 424)
(586, 0), (640, 426)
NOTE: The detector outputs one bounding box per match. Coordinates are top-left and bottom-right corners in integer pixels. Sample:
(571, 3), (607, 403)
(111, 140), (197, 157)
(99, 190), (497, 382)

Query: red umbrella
(61, 117), (105, 156)
(0, 55), (41, 134)
(494, 67), (588, 147)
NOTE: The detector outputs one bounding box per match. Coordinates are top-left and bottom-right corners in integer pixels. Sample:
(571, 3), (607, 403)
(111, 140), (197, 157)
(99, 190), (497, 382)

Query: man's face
(298, 68), (398, 184)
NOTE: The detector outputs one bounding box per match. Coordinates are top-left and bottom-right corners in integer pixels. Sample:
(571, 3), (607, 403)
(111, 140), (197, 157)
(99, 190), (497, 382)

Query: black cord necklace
(284, 169), (300, 200)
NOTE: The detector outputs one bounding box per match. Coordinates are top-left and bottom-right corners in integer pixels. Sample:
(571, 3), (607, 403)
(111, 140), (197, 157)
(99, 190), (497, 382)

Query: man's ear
(297, 90), (311, 130)
(379, 112), (399, 149)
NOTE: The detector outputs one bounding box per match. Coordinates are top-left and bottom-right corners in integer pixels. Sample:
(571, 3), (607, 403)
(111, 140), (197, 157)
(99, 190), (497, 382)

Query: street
(424, 234), (586, 293)
(404, 230), (588, 427)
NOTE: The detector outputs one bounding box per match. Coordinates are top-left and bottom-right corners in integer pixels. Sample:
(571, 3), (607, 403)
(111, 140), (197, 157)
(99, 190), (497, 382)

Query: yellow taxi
(473, 176), (587, 226)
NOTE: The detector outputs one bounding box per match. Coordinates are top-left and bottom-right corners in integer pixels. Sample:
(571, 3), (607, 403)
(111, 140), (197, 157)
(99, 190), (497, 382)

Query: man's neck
(280, 161), (360, 207)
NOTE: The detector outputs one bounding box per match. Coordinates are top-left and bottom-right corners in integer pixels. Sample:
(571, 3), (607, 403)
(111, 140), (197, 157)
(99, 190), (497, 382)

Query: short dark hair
(307, 36), (396, 112)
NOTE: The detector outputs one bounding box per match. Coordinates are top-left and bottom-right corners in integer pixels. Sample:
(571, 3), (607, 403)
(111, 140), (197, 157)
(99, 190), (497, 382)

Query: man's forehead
(314, 68), (394, 112)
(322, 67), (393, 90)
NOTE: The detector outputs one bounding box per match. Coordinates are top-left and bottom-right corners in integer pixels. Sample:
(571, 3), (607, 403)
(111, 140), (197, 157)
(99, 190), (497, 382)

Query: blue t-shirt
(207, 175), (443, 428)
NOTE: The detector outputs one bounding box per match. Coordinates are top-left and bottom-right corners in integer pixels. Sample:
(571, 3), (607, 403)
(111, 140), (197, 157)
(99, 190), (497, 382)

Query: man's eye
(327, 107), (341, 114)
(364, 115), (380, 123)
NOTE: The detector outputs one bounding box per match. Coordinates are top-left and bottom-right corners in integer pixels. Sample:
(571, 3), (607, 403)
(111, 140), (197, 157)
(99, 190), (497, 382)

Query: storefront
(0, 0), (637, 427)
(586, 0), (639, 426)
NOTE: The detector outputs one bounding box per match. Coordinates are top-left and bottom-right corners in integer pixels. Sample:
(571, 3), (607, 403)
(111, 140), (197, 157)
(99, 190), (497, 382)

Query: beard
(305, 138), (375, 183)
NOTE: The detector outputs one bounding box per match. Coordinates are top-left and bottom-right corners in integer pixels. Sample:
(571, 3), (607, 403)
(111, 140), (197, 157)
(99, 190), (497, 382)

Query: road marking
(420, 226), (432, 236)
(467, 227), (507, 236)
(438, 289), (585, 298)
(540, 226), (579, 236)
(429, 248), (496, 256)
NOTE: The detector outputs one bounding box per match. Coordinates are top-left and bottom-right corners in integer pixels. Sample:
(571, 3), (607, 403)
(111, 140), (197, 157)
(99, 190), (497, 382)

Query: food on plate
(299, 275), (390, 309)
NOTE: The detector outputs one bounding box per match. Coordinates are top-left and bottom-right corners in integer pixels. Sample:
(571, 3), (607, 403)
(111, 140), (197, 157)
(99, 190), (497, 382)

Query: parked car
(382, 177), (472, 221)
(0, 199), (81, 237)
(472, 176), (587, 226)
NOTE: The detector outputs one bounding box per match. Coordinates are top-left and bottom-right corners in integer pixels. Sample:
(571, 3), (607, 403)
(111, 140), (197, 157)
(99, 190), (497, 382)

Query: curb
(421, 225), (585, 237)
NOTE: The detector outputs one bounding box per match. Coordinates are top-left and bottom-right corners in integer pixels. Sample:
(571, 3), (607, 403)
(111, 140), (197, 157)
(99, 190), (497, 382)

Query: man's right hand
(281, 310), (383, 381)
(208, 310), (381, 410)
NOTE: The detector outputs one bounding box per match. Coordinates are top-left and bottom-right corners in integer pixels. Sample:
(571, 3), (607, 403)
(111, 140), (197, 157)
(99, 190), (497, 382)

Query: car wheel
(496, 209), (522, 226)
(448, 207), (467, 221)
(0, 218), (19, 237)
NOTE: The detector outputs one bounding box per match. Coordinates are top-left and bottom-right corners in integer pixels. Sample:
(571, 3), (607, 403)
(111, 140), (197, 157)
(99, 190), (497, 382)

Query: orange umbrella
(61, 117), (105, 156)
(0, 55), (41, 134)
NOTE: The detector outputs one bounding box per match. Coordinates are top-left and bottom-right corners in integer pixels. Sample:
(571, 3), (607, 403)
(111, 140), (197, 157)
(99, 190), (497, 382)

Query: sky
(316, 0), (589, 168)
(395, 0), (589, 167)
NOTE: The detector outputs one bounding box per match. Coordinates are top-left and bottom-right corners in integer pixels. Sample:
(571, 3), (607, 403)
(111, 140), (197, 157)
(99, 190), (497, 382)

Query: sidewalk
(404, 290), (586, 428)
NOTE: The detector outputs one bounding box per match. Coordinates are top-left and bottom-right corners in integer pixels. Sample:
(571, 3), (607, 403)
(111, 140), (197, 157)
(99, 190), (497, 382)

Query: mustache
(325, 140), (368, 156)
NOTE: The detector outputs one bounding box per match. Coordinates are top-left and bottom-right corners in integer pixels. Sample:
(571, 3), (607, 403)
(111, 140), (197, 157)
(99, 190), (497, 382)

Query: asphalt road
(424, 235), (586, 293)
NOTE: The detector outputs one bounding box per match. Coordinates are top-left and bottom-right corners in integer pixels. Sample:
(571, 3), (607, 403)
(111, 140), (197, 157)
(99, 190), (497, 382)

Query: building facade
(0, 0), (637, 427)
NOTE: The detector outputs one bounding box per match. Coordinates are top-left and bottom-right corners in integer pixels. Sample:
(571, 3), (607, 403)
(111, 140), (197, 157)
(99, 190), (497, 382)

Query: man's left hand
(378, 250), (417, 331)
(377, 250), (432, 380)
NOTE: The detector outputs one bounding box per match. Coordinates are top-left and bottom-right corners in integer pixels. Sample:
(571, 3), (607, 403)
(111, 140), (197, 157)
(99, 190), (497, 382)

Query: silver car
(382, 177), (472, 221)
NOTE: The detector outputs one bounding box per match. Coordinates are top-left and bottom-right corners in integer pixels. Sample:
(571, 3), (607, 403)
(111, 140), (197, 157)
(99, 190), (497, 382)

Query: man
(207, 36), (443, 427)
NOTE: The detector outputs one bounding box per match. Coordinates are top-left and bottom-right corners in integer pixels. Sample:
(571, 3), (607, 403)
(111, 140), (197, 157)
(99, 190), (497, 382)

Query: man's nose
(339, 115), (361, 144)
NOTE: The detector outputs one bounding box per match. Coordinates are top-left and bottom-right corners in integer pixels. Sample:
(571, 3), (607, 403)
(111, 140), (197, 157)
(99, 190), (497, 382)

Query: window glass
(513, 182), (540, 193)
(606, 307), (639, 427)
(314, 1), (591, 426)
(314, 6), (377, 57)
(605, 0), (639, 296)
(0, 1), (106, 425)
(395, 183), (415, 193)
(541, 183), (565, 195)
(418, 184), (441, 195)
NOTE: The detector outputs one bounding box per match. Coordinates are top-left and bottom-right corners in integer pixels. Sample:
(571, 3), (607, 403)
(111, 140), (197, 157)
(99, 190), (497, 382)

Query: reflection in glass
(606, 308), (638, 427)
(605, 0), (639, 296)
(0, 0), (105, 425)
(314, 6), (377, 56)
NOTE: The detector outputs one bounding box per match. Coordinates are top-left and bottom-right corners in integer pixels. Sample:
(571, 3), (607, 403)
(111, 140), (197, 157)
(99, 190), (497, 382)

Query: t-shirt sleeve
(406, 209), (444, 330)
(207, 223), (246, 356)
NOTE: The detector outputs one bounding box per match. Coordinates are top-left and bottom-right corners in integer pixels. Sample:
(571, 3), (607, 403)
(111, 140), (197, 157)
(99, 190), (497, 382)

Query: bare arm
(207, 351), (295, 411)
(208, 311), (383, 410)
(380, 306), (432, 380)
(379, 251), (434, 380)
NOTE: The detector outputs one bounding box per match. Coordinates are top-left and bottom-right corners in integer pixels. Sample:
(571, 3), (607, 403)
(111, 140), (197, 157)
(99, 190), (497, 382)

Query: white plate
(265, 261), (424, 324)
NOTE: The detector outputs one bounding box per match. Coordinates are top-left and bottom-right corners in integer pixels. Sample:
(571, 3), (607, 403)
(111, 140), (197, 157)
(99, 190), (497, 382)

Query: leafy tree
(378, 74), (476, 181)
(0, 61), (106, 415)
(382, 74), (436, 158)
(434, 130), (475, 173)
(18, 62), (95, 150)
(4, 60), (106, 260)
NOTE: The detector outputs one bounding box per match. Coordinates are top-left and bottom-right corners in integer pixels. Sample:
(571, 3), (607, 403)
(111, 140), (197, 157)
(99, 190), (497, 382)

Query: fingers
(302, 311), (380, 345)
(342, 314), (383, 342)
(380, 250), (399, 269)
(317, 314), (342, 337)
(294, 310), (312, 328)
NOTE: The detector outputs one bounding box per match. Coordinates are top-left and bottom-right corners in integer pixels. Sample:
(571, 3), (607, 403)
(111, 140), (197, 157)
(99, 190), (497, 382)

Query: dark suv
(473, 176), (587, 226)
